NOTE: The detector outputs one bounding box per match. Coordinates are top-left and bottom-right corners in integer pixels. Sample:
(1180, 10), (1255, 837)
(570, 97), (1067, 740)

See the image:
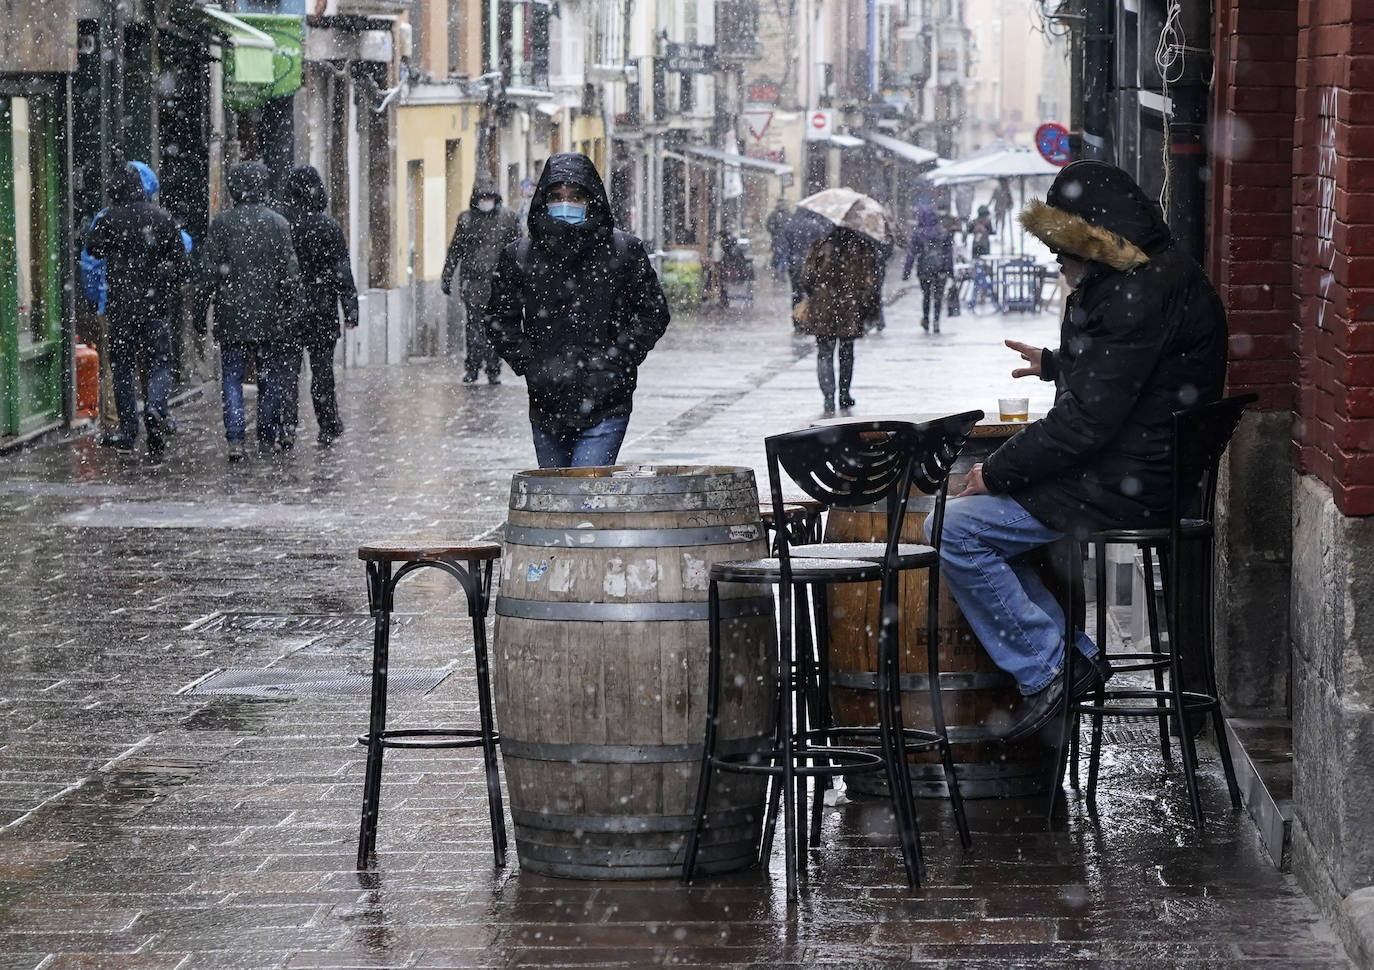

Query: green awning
(221, 13), (305, 111)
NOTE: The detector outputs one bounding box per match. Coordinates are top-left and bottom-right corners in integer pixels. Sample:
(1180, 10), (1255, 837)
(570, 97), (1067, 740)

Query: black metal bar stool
(356, 539), (505, 869)
(1052, 395), (1255, 828)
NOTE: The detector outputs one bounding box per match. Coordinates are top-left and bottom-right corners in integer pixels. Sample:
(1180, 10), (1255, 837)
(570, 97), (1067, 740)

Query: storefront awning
(861, 130), (939, 167)
(673, 144), (795, 181)
(830, 133), (865, 148)
(218, 12), (305, 111)
(185, 5), (276, 85)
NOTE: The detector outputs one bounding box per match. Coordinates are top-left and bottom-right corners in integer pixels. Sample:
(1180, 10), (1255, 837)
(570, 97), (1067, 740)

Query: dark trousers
(108, 312), (173, 442)
(254, 342), (299, 447)
(816, 337), (855, 407)
(284, 338), (343, 438)
(921, 275), (949, 325)
(464, 300), (501, 378)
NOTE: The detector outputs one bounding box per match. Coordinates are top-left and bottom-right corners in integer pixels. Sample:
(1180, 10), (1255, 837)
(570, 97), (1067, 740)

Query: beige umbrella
(795, 187), (890, 245)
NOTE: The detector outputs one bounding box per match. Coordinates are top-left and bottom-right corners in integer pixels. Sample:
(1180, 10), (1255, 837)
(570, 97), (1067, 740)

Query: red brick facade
(1212, 0), (1374, 515)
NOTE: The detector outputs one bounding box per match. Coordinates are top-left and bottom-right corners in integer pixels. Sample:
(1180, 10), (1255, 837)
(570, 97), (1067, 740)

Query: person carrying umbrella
(791, 188), (886, 415)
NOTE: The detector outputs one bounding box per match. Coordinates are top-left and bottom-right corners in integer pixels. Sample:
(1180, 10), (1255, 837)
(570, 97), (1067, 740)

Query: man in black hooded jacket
(928, 160), (1229, 742)
(441, 176), (521, 384)
(85, 162), (190, 457)
(486, 153), (670, 467)
(280, 165), (359, 446)
(194, 161), (301, 460)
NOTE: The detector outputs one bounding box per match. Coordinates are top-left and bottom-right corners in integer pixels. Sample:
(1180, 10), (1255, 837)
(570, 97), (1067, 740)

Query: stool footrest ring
(358, 728), (500, 750)
(818, 725), (945, 753)
(711, 745), (885, 778)
(1073, 688), (1218, 719)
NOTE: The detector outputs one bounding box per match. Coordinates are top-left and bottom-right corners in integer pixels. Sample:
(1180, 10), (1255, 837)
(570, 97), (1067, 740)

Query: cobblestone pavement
(0, 280), (1354, 968)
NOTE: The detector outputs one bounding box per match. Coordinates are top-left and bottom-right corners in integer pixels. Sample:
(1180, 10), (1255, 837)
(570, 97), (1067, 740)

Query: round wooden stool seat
(358, 539), (502, 563)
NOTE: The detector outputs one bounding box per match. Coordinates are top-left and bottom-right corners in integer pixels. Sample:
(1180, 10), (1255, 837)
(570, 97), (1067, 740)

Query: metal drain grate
(182, 612), (414, 635)
(181, 667), (452, 697)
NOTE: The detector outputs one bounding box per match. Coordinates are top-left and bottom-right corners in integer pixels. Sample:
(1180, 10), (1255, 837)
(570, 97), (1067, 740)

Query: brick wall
(1209, 0), (1299, 414)
(1290, 4), (1374, 515)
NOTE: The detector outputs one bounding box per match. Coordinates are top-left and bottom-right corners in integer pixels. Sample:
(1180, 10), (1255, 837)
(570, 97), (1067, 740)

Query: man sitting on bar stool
(928, 160), (1229, 743)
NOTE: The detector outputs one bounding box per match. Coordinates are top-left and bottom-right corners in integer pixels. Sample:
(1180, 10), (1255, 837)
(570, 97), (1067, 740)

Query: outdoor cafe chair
(1051, 394), (1256, 828)
(681, 413), (980, 900)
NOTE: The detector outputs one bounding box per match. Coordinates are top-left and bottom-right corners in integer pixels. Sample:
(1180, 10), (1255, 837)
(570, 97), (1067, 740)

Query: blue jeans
(219, 343), (251, 442)
(109, 314), (173, 441)
(531, 415), (631, 468)
(927, 493), (1098, 694)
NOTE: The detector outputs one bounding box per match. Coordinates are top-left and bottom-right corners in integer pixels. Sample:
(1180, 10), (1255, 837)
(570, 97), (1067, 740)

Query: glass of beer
(998, 397), (1029, 422)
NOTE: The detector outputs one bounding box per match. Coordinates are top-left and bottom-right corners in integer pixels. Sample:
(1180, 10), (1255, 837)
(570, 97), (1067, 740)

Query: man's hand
(1006, 339), (1043, 379)
(956, 462), (990, 497)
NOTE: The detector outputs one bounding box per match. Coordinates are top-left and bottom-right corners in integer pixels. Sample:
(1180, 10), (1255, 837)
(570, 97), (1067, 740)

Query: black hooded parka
(281, 165), (359, 342)
(85, 163), (189, 323)
(485, 153), (671, 435)
(196, 161), (301, 346)
(440, 176), (522, 310)
(981, 160), (1229, 534)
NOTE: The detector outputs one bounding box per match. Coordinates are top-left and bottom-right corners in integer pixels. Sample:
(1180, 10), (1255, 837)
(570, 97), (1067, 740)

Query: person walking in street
(765, 199), (791, 284)
(902, 206), (954, 333)
(486, 152), (670, 468)
(441, 176), (521, 384)
(783, 209), (831, 332)
(967, 205), (994, 260)
(929, 160), (1228, 742)
(194, 160), (301, 460)
(279, 165), (359, 447)
(795, 226), (881, 415)
(84, 162), (190, 459)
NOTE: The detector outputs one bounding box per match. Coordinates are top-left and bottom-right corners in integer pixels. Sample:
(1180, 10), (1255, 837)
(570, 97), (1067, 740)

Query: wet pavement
(0, 280), (1354, 968)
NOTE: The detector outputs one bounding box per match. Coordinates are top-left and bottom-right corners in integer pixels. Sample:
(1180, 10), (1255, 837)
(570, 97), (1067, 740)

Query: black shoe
(145, 413), (170, 456)
(822, 401), (836, 416)
(102, 433), (136, 453)
(1002, 679), (1066, 743)
(487, 374), (501, 385)
(921, 318), (930, 332)
(317, 430), (339, 447)
(227, 441), (247, 462)
(461, 371), (479, 384)
(1070, 651), (1115, 700)
(838, 395), (856, 409)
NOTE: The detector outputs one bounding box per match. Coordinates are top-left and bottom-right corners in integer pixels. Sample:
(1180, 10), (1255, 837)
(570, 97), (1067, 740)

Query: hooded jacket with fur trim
(980, 160), (1228, 533)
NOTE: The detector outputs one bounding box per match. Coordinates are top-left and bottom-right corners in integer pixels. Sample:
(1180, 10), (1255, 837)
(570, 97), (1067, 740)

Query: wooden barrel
(824, 424), (1058, 798)
(493, 465), (777, 879)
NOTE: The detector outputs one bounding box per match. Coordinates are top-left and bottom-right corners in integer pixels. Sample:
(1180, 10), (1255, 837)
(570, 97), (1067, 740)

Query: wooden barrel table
(493, 465), (777, 879)
(824, 420), (1060, 798)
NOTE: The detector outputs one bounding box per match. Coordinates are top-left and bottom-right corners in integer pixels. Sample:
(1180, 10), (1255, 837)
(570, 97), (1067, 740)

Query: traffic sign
(1035, 123), (1072, 167)
(805, 109), (833, 141)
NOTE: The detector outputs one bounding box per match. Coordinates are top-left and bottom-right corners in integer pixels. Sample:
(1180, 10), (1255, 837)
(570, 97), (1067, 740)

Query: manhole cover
(181, 667), (452, 697)
(183, 612), (414, 635)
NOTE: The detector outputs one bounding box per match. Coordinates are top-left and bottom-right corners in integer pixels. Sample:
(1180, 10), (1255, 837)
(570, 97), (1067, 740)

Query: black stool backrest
(764, 412), (982, 578)
(1171, 393), (1258, 523)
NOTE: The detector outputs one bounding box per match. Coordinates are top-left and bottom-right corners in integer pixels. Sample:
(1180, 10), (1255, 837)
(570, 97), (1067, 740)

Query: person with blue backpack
(84, 162), (191, 458)
(80, 161), (191, 447)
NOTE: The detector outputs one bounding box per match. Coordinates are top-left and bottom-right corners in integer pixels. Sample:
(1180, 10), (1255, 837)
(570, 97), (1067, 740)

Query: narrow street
(0, 282), (1349, 969)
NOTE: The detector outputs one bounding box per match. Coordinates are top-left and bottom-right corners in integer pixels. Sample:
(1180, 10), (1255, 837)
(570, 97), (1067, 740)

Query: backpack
(80, 211), (108, 312)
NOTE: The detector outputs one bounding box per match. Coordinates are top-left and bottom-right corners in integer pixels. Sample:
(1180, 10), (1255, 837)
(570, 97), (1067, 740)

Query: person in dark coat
(485, 152), (670, 468)
(783, 208), (832, 330)
(84, 162), (190, 458)
(194, 160), (301, 460)
(441, 176), (522, 384)
(966, 205), (994, 259)
(795, 227), (881, 415)
(929, 160), (1229, 742)
(765, 199), (791, 283)
(280, 165), (358, 446)
(902, 206), (954, 333)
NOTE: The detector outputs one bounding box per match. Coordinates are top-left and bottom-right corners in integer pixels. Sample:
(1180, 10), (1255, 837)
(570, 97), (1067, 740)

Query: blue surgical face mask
(548, 201), (587, 226)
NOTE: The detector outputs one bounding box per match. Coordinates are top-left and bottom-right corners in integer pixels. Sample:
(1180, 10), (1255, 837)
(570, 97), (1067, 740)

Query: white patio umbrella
(927, 147), (1062, 254)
